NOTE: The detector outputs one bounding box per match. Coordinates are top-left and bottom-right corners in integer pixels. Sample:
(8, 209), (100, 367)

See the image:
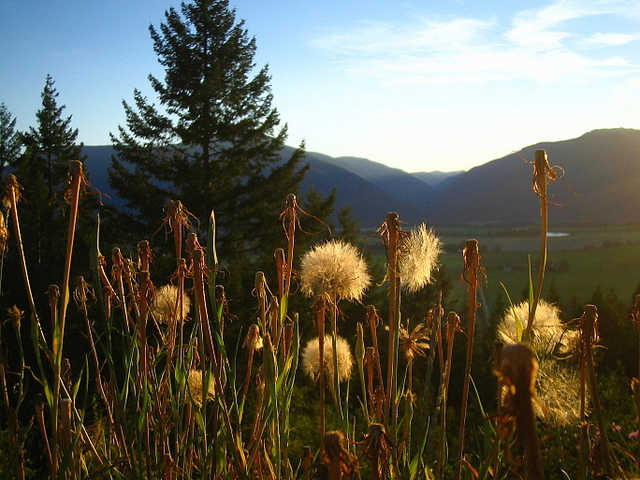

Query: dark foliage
(108, 0), (309, 291)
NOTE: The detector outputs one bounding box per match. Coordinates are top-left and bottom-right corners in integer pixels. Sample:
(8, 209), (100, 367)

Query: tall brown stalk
(384, 213), (401, 434)
(367, 305), (386, 409)
(281, 193), (298, 299)
(455, 239), (482, 480)
(499, 343), (544, 480)
(316, 296), (327, 441)
(525, 149), (557, 342)
(578, 304), (616, 478)
(0, 307), (26, 480)
(435, 311), (460, 480)
(50, 161), (85, 477)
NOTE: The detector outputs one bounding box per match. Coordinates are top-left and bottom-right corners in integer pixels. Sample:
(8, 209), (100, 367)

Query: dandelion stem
(526, 150), (551, 342)
(317, 296), (327, 441)
(580, 305), (615, 478)
(367, 306), (386, 404)
(283, 193), (297, 299)
(455, 240), (481, 480)
(435, 311), (459, 480)
(384, 212), (401, 434)
(499, 343), (545, 480)
(4, 175), (40, 333)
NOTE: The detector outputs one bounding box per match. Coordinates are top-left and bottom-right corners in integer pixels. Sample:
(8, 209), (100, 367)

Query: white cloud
(311, 0), (640, 85)
(583, 32), (640, 46)
(313, 17), (494, 56)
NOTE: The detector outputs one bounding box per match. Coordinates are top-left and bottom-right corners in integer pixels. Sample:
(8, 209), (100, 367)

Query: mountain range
(83, 128), (640, 227)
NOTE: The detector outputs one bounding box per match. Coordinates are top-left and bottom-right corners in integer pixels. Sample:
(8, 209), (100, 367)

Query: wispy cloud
(584, 32), (640, 46)
(311, 0), (640, 84)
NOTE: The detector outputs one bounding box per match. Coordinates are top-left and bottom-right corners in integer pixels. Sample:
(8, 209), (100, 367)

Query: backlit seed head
(187, 369), (215, 407)
(535, 358), (581, 425)
(302, 335), (354, 384)
(498, 300), (577, 358)
(243, 324), (264, 352)
(498, 300), (581, 425)
(151, 284), (191, 324)
(398, 224), (442, 292)
(300, 240), (370, 302)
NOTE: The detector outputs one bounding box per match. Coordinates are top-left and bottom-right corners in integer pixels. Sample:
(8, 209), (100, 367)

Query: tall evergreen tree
(10, 75), (87, 301)
(108, 0), (308, 277)
(21, 75), (84, 196)
(0, 102), (21, 181)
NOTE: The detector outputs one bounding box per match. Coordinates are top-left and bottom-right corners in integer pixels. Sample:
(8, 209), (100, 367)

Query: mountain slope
(83, 145), (429, 227)
(309, 153), (436, 210)
(83, 128), (640, 227)
(410, 170), (464, 188)
(423, 128), (640, 224)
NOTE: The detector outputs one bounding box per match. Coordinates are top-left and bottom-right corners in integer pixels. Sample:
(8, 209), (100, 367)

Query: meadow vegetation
(2, 1), (640, 478)
(0, 150), (639, 479)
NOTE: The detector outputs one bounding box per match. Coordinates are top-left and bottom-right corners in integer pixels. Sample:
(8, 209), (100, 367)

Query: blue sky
(2, 0), (640, 172)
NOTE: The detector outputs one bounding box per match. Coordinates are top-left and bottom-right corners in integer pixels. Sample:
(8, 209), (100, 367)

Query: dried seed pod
(362, 423), (393, 480)
(323, 431), (357, 480)
(499, 343), (544, 480)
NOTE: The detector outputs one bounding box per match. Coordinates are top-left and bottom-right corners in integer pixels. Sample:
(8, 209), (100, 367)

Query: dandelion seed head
(300, 240), (370, 301)
(498, 300), (577, 358)
(302, 335), (354, 383)
(187, 369), (215, 407)
(498, 300), (581, 425)
(151, 284), (191, 324)
(243, 324), (264, 352)
(398, 224), (442, 292)
(535, 358), (582, 425)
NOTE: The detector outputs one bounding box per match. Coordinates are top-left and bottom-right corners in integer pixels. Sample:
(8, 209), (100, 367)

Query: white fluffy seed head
(498, 300), (581, 425)
(398, 224), (442, 292)
(151, 284), (191, 324)
(498, 300), (577, 357)
(302, 335), (354, 384)
(300, 240), (370, 302)
(186, 369), (215, 407)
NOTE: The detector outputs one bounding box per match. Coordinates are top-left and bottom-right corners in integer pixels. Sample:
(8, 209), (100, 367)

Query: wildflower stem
(435, 311), (459, 480)
(367, 306), (386, 404)
(578, 333), (588, 480)
(526, 150), (550, 342)
(499, 343), (545, 480)
(317, 296), (327, 441)
(4, 175), (38, 326)
(52, 161), (83, 478)
(455, 239), (481, 480)
(580, 304), (615, 478)
(283, 193), (297, 298)
(58, 161), (83, 354)
(331, 299), (347, 431)
(385, 212), (401, 435)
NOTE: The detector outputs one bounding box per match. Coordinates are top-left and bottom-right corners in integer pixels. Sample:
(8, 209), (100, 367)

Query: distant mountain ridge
(423, 128), (640, 224)
(82, 128), (640, 227)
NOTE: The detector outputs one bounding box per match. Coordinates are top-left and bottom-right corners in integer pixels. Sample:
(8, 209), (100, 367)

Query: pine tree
(0, 102), (21, 181)
(108, 0), (308, 277)
(21, 75), (84, 196)
(300, 185), (336, 244)
(10, 75), (87, 301)
(337, 205), (361, 244)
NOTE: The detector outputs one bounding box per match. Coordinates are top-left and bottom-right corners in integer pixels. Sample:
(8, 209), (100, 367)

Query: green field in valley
(415, 224), (640, 316)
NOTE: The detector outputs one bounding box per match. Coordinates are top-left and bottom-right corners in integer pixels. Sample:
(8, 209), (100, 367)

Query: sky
(1, 0), (640, 173)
